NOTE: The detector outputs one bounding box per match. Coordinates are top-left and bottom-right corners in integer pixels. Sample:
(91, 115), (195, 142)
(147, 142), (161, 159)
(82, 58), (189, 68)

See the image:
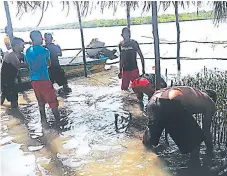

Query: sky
(0, 1), (212, 29)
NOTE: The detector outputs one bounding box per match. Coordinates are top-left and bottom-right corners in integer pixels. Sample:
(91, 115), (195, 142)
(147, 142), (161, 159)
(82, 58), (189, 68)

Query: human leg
(130, 69), (140, 82)
(202, 111), (214, 158)
(42, 81), (61, 130)
(32, 81), (49, 129)
(121, 70), (131, 90)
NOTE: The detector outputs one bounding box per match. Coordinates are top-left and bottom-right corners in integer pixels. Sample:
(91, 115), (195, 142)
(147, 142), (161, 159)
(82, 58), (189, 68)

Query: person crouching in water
(118, 27), (145, 90)
(131, 73), (167, 111)
(143, 86), (217, 165)
(1, 37), (26, 108)
(25, 31), (61, 131)
(44, 33), (71, 93)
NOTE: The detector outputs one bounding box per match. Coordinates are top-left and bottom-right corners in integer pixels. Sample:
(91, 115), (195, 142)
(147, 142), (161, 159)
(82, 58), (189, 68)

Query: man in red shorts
(25, 30), (60, 130)
(118, 27), (145, 90)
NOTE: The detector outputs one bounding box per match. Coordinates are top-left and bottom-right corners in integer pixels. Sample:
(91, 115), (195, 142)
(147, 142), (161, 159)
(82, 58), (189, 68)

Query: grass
(0, 10), (213, 33)
(173, 67), (227, 146)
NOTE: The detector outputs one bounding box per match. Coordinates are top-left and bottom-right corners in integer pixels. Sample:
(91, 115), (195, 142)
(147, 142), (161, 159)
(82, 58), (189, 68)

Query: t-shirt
(25, 45), (50, 81)
(3, 50), (21, 69)
(119, 39), (139, 71)
(45, 43), (61, 66)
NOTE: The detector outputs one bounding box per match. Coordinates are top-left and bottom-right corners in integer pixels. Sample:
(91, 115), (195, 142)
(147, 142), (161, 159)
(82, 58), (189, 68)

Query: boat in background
(18, 55), (109, 84)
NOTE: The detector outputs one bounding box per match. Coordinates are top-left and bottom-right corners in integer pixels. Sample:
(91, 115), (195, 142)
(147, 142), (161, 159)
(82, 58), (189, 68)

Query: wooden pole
(126, 1), (131, 29)
(76, 1), (87, 77)
(151, 1), (161, 90)
(174, 1), (181, 71)
(4, 1), (13, 42)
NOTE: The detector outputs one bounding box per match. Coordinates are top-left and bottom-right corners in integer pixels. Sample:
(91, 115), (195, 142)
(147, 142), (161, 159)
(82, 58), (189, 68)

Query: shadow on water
(1, 71), (227, 176)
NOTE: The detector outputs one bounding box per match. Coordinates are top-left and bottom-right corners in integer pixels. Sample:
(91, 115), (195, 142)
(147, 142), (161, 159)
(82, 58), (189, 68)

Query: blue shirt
(25, 45), (50, 81)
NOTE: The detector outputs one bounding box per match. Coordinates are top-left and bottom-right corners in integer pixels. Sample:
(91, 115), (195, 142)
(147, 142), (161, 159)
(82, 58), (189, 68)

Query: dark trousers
(1, 80), (18, 103)
(48, 66), (68, 86)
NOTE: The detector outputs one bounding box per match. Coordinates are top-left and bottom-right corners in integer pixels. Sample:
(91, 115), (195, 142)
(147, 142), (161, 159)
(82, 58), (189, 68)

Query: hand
(118, 72), (122, 79)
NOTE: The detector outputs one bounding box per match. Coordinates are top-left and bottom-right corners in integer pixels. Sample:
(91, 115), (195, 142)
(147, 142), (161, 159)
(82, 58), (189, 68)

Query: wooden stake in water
(76, 1), (87, 77)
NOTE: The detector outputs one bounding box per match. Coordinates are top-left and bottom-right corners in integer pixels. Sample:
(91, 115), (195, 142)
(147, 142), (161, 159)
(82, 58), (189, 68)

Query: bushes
(173, 67), (227, 146)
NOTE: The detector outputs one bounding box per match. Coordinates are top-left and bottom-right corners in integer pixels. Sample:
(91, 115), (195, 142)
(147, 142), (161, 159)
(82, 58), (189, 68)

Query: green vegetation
(0, 11), (213, 33)
(173, 67), (227, 145)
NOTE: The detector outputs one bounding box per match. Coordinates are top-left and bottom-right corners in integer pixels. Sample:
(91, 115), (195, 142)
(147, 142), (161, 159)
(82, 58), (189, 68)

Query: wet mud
(1, 67), (226, 176)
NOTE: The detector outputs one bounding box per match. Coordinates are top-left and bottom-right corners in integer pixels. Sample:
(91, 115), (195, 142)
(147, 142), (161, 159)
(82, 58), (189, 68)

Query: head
(44, 32), (53, 44)
(205, 89), (217, 103)
(30, 30), (43, 45)
(11, 37), (25, 53)
(121, 27), (131, 41)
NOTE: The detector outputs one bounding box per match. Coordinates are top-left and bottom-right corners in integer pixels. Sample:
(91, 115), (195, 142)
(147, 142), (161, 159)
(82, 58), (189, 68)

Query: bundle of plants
(173, 67), (227, 146)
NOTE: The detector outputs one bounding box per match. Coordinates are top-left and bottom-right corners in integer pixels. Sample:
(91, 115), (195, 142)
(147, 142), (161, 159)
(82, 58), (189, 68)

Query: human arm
(118, 44), (123, 78)
(46, 49), (51, 67)
(56, 45), (62, 57)
(134, 41), (145, 74)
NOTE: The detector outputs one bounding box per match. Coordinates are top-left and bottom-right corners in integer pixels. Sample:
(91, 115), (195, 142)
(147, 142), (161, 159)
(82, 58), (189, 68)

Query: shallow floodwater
(1, 69), (227, 176)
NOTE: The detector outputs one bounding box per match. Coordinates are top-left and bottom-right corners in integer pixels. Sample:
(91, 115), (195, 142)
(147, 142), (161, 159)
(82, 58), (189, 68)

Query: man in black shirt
(44, 33), (71, 93)
(118, 27), (145, 90)
(1, 37), (26, 108)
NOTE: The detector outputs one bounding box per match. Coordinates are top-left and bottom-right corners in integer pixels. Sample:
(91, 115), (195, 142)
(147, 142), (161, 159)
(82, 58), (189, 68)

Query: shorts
(48, 66), (68, 86)
(31, 80), (59, 108)
(121, 69), (139, 90)
(144, 97), (204, 154)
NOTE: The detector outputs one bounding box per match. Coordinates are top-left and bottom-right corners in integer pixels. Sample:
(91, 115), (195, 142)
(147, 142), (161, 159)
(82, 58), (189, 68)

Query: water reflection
(1, 70), (227, 176)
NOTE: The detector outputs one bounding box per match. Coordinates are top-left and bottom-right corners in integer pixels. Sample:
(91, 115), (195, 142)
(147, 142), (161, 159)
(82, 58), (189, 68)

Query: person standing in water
(44, 33), (71, 93)
(1, 37), (26, 108)
(25, 30), (61, 130)
(118, 27), (145, 90)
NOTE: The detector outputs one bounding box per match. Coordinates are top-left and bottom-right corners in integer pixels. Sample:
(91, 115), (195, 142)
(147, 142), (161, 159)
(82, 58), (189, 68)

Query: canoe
(18, 56), (109, 84)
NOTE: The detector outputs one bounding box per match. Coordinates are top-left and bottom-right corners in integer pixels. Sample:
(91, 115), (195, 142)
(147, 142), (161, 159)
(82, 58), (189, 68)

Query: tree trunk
(126, 1), (131, 29)
(4, 1), (13, 42)
(76, 1), (87, 77)
(175, 1), (181, 72)
(151, 1), (161, 90)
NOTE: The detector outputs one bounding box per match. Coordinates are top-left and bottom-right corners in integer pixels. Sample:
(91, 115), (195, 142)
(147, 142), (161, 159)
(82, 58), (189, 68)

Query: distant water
(0, 19), (226, 76)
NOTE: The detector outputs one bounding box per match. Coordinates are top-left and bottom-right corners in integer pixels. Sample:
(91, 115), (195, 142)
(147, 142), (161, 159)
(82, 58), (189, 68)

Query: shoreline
(0, 11), (213, 33)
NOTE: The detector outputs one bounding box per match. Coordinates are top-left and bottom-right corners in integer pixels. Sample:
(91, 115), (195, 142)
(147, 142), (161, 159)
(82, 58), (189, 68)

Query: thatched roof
(11, 1), (227, 25)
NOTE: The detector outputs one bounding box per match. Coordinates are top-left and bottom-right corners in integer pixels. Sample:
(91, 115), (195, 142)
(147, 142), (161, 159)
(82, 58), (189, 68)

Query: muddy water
(1, 68), (227, 176)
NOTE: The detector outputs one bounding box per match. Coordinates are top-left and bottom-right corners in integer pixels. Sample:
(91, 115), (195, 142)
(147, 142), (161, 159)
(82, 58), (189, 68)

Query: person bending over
(143, 86), (217, 164)
(131, 73), (167, 110)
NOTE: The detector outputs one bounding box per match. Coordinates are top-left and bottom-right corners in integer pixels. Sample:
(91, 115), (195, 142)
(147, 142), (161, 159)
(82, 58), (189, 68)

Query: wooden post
(174, 1), (181, 72)
(126, 1), (131, 29)
(76, 1), (87, 77)
(4, 1), (13, 42)
(151, 1), (161, 90)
